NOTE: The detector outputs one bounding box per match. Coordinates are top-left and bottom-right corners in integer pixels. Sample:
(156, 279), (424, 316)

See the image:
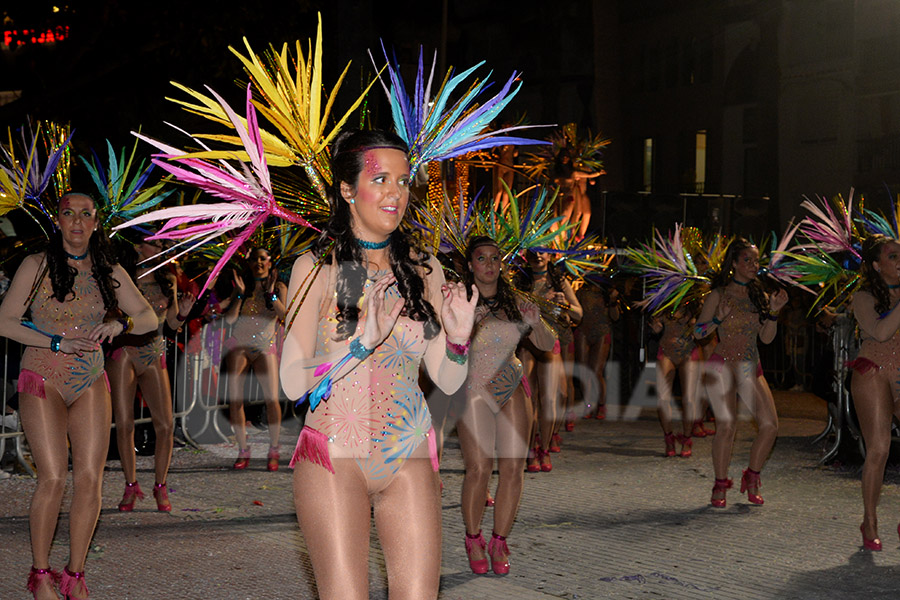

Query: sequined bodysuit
(466, 308), (527, 412)
(292, 269), (439, 494)
(852, 294), (900, 400)
(657, 313), (697, 365)
(19, 268), (108, 405)
(227, 283), (277, 360)
(110, 278), (167, 376)
(576, 286), (612, 345)
(708, 292), (764, 377)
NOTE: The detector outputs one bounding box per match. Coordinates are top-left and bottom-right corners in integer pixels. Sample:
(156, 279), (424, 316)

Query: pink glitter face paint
(363, 151), (381, 178)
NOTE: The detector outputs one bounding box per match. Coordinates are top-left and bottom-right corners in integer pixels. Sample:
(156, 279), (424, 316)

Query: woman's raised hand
(232, 270), (245, 295)
(769, 288), (789, 314)
(520, 301), (542, 327)
(442, 281), (479, 344)
(359, 274), (405, 350)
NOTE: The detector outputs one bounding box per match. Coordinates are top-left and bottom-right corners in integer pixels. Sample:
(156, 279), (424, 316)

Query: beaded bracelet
(269, 292), (278, 304)
(445, 339), (470, 365)
(176, 313), (188, 322)
(711, 316), (722, 325)
(766, 313), (779, 321)
(349, 337), (374, 360)
(49, 335), (62, 353)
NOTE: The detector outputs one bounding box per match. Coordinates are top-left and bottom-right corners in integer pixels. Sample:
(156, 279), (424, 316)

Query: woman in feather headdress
(280, 129), (478, 599)
(0, 192), (158, 600)
(848, 234), (900, 551)
(694, 237), (787, 508)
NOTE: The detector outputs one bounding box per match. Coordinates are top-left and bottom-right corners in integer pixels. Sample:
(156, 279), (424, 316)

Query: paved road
(2, 391), (900, 599)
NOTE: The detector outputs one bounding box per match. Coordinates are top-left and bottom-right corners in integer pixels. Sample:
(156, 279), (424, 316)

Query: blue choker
(732, 278), (750, 286)
(66, 250), (88, 261)
(356, 236), (391, 250)
(889, 283), (900, 290)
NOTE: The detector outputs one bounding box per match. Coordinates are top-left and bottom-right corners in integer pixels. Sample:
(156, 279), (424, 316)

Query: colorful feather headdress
(115, 84), (315, 294)
(373, 44), (551, 177)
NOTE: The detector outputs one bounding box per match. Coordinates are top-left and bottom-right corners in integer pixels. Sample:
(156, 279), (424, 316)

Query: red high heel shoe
(465, 530), (489, 574)
(233, 447), (250, 470)
(663, 432), (676, 457)
(153, 482), (172, 512)
(59, 566), (89, 600)
(676, 434), (692, 458)
(526, 447), (541, 473)
(596, 404), (606, 420)
(861, 524), (882, 551)
(740, 468), (764, 505)
(117, 481), (144, 512)
(267, 446), (280, 472)
(549, 433), (562, 453)
(565, 412), (575, 432)
(710, 477), (733, 508)
(540, 449), (552, 472)
(485, 492), (495, 507)
(27, 566), (60, 599)
(488, 531), (510, 575)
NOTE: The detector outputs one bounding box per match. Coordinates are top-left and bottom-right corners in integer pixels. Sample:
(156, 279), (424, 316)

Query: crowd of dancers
(1, 14), (898, 600)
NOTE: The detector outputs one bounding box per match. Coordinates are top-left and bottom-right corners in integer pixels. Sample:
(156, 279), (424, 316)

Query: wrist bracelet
(349, 337), (374, 360)
(269, 292), (278, 304)
(49, 334), (62, 353)
(176, 313), (188, 322)
(117, 316), (134, 334)
(766, 313), (779, 321)
(445, 338), (470, 365)
(711, 316), (722, 325)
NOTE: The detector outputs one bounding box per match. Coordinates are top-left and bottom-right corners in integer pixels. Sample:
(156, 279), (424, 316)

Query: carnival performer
(109, 239), (194, 511)
(517, 250), (582, 472)
(848, 234), (900, 550)
(280, 129), (477, 600)
(694, 237), (787, 508)
(575, 280), (618, 421)
(649, 302), (701, 458)
(459, 236), (555, 575)
(0, 192), (157, 600)
(225, 247), (287, 471)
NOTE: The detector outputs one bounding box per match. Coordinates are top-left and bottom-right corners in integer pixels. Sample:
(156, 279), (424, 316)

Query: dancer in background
(459, 236), (554, 575)
(0, 192), (157, 600)
(575, 279), (618, 421)
(849, 234), (900, 551)
(224, 247), (287, 471)
(281, 129), (477, 600)
(649, 302), (701, 458)
(109, 239), (194, 512)
(694, 237), (787, 508)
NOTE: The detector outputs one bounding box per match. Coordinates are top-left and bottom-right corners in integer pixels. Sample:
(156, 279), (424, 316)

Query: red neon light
(3, 26), (69, 48)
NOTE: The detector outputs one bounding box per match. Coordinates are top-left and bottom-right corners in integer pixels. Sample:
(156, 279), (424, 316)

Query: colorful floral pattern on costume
(301, 275), (432, 492)
(21, 269), (107, 405)
(466, 310), (526, 410)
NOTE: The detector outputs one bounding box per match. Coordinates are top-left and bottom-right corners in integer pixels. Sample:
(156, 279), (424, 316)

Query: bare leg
(576, 180), (592, 239)
(852, 370), (894, 541)
(656, 355), (677, 434)
(293, 460), (371, 600)
(374, 455), (441, 600)
(65, 377), (112, 600)
(493, 387), (532, 537)
(108, 355), (139, 483)
(589, 336), (611, 416)
(747, 375), (779, 472)
(706, 364), (738, 481)
(537, 353), (559, 452)
(457, 396), (497, 562)
(19, 390), (68, 590)
(252, 353), (282, 448)
(680, 360), (701, 434)
(137, 365), (174, 485)
(226, 350), (251, 450)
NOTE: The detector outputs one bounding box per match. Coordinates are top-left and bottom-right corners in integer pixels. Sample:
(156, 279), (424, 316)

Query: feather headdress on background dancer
(115, 12), (549, 333)
(625, 222), (799, 316)
(0, 119), (73, 234)
(520, 122), (610, 183)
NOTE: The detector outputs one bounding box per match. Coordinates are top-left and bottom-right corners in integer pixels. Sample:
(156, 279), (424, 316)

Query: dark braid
(47, 193), (120, 311)
(860, 234), (893, 314)
(712, 237), (768, 323)
(313, 128), (440, 341)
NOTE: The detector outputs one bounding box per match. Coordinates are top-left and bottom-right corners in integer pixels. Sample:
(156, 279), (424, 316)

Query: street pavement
(3, 390), (900, 599)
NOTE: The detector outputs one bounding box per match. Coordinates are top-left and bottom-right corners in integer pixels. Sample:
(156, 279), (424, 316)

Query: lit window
(642, 138), (654, 192)
(695, 130), (707, 193)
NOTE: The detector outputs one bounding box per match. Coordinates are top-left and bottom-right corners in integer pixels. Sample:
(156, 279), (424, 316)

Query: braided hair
(711, 237), (768, 323)
(859, 234), (894, 314)
(464, 236), (524, 326)
(312, 129), (440, 341)
(47, 192), (120, 311)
